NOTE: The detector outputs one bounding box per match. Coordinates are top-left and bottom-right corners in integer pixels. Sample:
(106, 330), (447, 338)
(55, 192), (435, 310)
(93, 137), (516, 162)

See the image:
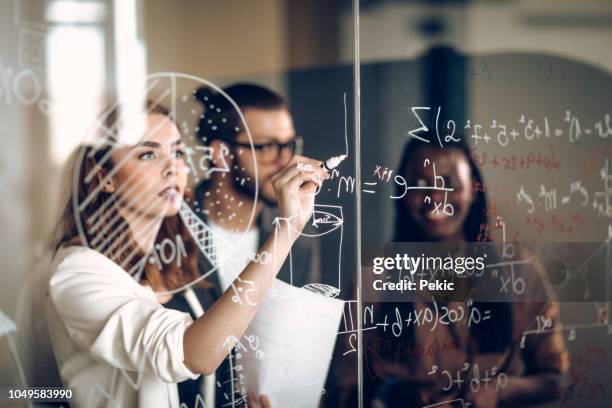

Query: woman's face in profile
(402, 146), (475, 241)
(110, 113), (188, 219)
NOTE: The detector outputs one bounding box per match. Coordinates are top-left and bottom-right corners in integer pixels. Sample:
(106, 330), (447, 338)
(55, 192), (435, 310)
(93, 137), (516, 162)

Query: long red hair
(51, 102), (209, 291)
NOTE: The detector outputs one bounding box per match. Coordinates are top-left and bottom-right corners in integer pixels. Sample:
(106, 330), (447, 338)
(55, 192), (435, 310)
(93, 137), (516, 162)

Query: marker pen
(322, 154), (347, 171)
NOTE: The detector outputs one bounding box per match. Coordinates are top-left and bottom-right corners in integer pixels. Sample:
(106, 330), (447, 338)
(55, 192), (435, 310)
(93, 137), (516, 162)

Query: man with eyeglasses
(192, 83), (320, 294)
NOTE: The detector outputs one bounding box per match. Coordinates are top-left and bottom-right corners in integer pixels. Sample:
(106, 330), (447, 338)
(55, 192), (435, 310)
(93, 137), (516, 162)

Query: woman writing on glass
(46, 101), (329, 408)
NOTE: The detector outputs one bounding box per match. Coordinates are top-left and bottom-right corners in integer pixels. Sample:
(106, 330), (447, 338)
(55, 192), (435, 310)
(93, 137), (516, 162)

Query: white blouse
(47, 245), (201, 408)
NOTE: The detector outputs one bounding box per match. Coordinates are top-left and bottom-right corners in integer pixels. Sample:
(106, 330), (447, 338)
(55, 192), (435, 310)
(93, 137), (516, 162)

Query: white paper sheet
(238, 279), (344, 407)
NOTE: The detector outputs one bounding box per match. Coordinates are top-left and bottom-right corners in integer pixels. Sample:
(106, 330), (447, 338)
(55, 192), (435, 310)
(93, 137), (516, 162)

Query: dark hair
(193, 83), (287, 144)
(392, 135), (489, 242)
(390, 136), (512, 354)
(52, 101), (208, 292)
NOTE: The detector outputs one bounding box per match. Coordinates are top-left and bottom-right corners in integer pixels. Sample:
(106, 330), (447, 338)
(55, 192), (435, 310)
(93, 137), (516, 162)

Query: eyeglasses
(224, 136), (303, 163)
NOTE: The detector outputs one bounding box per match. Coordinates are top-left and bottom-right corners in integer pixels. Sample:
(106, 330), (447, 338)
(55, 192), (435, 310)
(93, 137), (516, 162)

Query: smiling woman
(45, 99), (331, 408)
(363, 135), (569, 408)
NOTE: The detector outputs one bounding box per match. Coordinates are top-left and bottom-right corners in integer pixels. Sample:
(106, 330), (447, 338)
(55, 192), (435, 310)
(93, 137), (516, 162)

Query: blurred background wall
(1, 1), (612, 403)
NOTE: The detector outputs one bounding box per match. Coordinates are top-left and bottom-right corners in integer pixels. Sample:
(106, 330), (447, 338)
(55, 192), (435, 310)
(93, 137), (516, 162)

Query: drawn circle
(72, 72), (259, 293)
(12, 68), (41, 106)
(288, 209), (343, 238)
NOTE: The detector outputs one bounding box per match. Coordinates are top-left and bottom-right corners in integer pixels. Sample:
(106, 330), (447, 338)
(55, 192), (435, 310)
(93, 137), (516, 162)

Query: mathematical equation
(407, 106), (612, 147)
(375, 299), (492, 338)
(330, 160), (457, 216)
(471, 143), (560, 172)
(516, 159), (612, 219)
(428, 362), (508, 394)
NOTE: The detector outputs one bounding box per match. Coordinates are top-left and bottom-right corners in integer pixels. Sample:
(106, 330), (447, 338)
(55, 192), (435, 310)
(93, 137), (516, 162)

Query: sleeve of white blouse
(48, 248), (200, 383)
